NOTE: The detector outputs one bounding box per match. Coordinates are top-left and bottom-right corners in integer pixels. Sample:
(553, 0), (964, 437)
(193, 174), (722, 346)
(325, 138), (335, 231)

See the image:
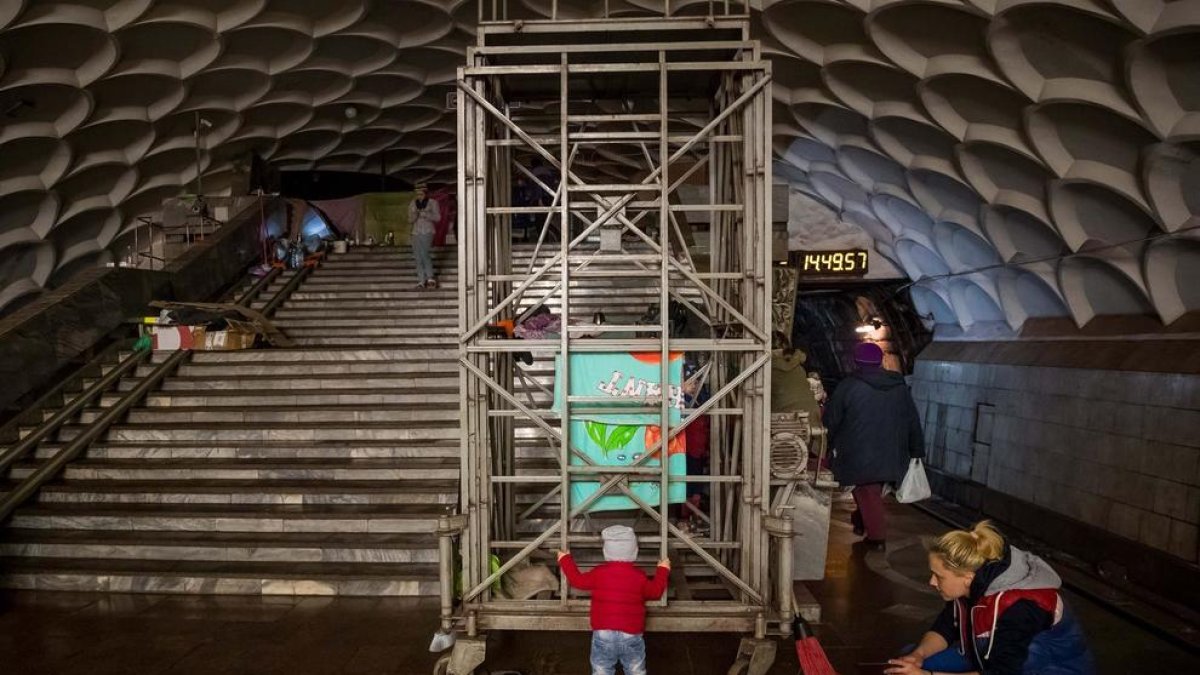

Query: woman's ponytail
(930, 520), (1006, 571)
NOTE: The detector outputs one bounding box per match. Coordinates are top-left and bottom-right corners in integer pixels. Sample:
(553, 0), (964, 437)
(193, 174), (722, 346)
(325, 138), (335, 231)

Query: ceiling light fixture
(855, 318), (883, 334)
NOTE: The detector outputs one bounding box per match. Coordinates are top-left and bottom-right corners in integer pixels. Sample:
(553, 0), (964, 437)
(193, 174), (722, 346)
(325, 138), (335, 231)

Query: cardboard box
(198, 320), (259, 351)
(149, 300), (293, 348)
(152, 319), (259, 351)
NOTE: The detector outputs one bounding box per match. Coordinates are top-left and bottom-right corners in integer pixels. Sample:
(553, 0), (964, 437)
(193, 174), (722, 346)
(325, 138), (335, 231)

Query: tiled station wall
(911, 342), (1200, 564)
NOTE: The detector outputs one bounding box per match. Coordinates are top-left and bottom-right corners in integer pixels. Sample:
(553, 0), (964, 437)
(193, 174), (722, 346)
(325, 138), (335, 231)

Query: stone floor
(0, 500), (1195, 674)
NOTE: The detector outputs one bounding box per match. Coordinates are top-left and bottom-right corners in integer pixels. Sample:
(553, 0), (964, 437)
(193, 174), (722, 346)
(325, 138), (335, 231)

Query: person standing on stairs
(409, 183), (441, 289)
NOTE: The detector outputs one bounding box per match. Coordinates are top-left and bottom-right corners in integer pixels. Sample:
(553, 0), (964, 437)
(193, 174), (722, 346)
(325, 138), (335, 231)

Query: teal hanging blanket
(552, 352), (688, 513)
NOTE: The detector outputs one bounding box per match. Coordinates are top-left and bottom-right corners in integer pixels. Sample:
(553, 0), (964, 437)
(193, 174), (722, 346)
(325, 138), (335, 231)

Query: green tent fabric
(363, 192), (415, 242)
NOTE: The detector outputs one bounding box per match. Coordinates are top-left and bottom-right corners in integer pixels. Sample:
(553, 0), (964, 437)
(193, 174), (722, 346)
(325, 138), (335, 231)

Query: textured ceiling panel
(0, 0), (1197, 332)
(761, 0), (1200, 333)
(0, 0), (468, 317)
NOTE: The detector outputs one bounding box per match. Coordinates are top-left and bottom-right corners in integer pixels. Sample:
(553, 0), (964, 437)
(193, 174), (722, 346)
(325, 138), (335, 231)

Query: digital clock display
(795, 250), (869, 276)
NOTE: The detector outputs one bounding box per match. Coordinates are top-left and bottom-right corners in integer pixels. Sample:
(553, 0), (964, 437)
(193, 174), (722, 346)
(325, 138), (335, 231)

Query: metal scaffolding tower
(438, 4), (818, 673)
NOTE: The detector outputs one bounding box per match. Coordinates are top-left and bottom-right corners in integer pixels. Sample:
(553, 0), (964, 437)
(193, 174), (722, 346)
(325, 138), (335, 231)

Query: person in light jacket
(887, 521), (1096, 675)
(822, 341), (924, 546)
(408, 183), (441, 288)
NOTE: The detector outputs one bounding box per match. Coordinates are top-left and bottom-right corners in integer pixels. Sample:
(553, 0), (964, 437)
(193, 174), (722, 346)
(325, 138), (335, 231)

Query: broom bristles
(796, 636), (838, 675)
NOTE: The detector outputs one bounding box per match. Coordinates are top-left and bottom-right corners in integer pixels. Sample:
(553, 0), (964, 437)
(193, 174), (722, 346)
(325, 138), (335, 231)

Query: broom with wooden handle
(793, 616), (838, 675)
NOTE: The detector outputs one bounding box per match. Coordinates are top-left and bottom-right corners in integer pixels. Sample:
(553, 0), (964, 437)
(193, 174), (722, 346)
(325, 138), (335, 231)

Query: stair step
(277, 286), (458, 297)
(88, 373), (459, 392)
(32, 443), (550, 462)
(270, 317), (459, 329)
(33, 441), (462, 460)
(280, 271), (461, 280)
(10, 457), (461, 482)
(140, 347), (457, 363)
(255, 300), (453, 310)
(329, 248), (455, 255)
(326, 256), (456, 264)
(8, 503), (452, 534)
(300, 273), (455, 282)
(48, 421), (461, 443)
(0, 556), (440, 595)
(27, 418), (561, 446)
(75, 404), (460, 425)
(320, 261), (456, 270)
(112, 359), (459, 379)
(271, 285), (461, 296)
(274, 326), (458, 338)
(0, 529), (439, 563)
(255, 300), (460, 312)
(271, 307), (458, 319)
(108, 390), (460, 408)
(290, 337), (458, 346)
(30, 479), (458, 505)
(273, 295), (458, 305)
(111, 362), (462, 377)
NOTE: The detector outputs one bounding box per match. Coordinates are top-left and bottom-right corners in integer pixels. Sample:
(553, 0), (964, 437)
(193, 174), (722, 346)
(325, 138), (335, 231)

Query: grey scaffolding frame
(440, 6), (804, 674)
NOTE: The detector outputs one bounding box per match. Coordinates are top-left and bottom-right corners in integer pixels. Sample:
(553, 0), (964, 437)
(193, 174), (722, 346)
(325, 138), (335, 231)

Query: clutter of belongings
(145, 301), (294, 351)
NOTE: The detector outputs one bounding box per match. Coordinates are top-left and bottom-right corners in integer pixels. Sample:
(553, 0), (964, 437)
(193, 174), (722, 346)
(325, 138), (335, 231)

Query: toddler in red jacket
(556, 525), (670, 675)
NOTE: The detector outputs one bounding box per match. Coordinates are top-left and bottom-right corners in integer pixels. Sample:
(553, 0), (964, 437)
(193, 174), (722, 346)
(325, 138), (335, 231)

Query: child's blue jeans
(591, 629), (647, 675)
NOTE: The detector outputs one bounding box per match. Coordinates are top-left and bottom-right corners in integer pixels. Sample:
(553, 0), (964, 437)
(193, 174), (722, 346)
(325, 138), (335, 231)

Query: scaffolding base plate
(728, 637), (777, 675)
(437, 638), (486, 675)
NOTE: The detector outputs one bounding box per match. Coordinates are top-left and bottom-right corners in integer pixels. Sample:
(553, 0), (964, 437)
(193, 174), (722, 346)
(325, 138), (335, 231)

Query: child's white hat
(601, 525), (638, 562)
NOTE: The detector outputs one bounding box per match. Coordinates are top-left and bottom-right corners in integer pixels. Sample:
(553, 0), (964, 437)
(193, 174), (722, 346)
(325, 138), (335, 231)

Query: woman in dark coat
(822, 342), (925, 546)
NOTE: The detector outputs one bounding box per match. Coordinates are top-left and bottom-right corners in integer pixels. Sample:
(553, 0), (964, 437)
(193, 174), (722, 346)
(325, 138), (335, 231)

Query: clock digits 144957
(795, 249), (869, 276)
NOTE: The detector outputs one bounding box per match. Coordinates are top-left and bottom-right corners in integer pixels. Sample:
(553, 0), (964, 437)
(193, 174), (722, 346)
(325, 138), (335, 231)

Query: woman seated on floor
(886, 521), (1096, 675)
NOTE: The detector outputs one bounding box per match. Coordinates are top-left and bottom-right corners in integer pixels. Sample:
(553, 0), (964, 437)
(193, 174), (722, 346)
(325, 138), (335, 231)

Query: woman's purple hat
(853, 342), (884, 366)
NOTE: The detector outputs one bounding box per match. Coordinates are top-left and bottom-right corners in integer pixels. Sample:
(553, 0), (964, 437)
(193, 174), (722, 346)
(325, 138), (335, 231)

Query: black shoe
(863, 538), (886, 551)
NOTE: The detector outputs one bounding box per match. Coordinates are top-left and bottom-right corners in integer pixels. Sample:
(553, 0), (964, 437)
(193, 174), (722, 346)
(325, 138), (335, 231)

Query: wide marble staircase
(0, 247), (460, 595)
(0, 242), (708, 594)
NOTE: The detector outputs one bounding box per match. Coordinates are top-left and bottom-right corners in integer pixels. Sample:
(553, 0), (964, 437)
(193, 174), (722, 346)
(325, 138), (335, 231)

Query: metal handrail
(0, 344), (146, 477)
(0, 349), (187, 523)
(235, 267), (282, 306)
(0, 339), (126, 450)
(260, 266), (312, 316)
(0, 262), (305, 524)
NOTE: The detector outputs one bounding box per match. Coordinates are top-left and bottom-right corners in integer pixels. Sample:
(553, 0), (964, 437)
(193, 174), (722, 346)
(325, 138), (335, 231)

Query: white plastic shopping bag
(896, 459), (931, 503)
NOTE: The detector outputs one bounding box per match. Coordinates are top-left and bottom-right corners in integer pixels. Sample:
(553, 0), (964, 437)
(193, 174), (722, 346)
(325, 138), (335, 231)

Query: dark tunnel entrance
(790, 281), (932, 392)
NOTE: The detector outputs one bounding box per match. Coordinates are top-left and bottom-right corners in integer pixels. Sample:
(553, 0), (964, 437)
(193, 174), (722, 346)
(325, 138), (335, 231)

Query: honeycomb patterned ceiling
(1, 0), (1197, 334)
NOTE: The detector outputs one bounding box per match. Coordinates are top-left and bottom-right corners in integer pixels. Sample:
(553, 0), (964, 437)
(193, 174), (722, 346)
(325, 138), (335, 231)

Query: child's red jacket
(559, 554), (669, 634)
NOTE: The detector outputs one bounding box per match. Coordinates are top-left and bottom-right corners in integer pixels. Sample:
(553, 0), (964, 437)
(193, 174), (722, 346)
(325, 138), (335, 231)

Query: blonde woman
(887, 521), (1095, 675)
